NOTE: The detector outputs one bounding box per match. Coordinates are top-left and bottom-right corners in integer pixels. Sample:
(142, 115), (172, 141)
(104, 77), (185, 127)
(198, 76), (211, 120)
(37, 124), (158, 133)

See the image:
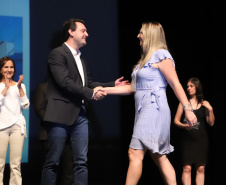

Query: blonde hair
(135, 22), (168, 70)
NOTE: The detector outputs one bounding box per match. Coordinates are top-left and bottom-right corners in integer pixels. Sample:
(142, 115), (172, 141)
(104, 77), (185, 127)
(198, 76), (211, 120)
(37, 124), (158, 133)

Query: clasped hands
(184, 119), (199, 130)
(184, 110), (198, 130)
(92, 76), (130, 101)
(93, 86), (106, 101)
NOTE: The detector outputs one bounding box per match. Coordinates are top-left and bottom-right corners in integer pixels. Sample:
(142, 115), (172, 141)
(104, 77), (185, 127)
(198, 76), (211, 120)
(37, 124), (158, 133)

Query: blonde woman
(102, 22), (197, 185)
(174, 78), (215, 185)
(0, 57), (30, 185)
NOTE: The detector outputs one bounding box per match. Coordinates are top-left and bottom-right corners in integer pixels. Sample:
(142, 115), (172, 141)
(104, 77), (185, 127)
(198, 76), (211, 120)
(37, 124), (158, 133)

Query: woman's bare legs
(125, 148), (146, 185)
(195, 164), (205, 185)
(150, 152), (177, 185)
(182, 165), (192, 185)
(125, 148), (177, 185)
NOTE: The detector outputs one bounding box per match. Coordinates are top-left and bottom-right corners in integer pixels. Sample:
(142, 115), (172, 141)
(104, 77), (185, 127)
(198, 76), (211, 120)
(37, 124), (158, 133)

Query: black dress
(181, 106), (209, 165)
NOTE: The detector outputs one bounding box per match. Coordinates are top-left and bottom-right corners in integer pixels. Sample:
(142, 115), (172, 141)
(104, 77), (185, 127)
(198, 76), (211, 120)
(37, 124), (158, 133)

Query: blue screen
(0, 0), (30, 163)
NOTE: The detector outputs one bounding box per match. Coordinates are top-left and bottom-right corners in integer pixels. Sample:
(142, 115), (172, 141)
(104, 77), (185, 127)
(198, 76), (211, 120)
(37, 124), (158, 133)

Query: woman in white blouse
(0, 57), (30, 185)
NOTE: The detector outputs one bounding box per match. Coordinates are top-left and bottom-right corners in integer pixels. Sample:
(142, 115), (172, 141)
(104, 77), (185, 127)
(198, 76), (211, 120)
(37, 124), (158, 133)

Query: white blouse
(0, 82), (30, 136)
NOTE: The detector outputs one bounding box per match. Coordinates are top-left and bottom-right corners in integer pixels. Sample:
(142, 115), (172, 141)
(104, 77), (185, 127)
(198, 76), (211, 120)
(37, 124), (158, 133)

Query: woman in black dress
(174, 78), (215, 185)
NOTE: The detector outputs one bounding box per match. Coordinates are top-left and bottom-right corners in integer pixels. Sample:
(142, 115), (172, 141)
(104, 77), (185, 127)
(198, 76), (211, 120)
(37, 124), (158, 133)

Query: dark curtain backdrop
(9, 1), (225, 185)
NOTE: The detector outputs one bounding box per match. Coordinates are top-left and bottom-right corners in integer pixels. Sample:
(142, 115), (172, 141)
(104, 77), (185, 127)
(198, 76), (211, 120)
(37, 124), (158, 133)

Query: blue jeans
(41, 106), (89, 185)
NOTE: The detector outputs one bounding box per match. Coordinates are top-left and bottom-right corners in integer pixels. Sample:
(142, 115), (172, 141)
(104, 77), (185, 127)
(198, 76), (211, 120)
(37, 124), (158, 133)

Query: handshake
(92, 76), (130, 101)
(92, 86), (107, 101)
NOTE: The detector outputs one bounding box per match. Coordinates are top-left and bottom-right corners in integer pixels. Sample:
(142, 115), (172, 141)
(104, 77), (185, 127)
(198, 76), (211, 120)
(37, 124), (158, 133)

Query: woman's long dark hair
(187, 77), (204, 103)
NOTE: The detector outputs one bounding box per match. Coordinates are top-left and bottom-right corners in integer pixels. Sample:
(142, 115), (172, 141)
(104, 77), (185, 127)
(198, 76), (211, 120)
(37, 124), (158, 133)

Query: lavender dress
(130, 49), (174, 154)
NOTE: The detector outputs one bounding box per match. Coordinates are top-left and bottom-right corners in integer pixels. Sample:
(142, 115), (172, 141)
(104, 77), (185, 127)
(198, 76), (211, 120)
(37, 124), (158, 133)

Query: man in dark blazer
(41, 18), (128, 185)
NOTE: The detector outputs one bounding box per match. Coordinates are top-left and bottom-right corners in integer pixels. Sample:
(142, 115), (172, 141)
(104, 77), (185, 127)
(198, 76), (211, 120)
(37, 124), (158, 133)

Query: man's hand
(115, 76), (130, 86)
(93, 86), (107, 101)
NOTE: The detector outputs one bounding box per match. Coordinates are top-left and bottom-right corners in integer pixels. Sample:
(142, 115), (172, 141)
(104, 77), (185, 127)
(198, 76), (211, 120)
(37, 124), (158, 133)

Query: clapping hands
(17, 75), (24, 89)
(4, 74), (11, 88)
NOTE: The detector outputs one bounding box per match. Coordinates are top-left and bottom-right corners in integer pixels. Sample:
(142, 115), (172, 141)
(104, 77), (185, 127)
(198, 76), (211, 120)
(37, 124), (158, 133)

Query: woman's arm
(19, 84), (30, 109)
(1, 75), (10, 96)
(17, 75), (25, 97)
(174, 103), (189, 129)
(1, 86), (9, 96)
(157, 59), (197, 124)
(202, 100), (215, 126)
(17, 75), (30, 109)
(103, 83), (133, 95)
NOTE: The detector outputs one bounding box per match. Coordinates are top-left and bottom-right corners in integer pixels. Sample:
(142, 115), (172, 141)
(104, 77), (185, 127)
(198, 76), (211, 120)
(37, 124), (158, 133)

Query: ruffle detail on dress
(143, 139), (174, 154)
(144, 49), (175, 67)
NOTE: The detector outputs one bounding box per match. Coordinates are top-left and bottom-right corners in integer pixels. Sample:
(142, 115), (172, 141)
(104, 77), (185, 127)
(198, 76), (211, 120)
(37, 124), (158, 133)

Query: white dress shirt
(64, 42), (85, 86)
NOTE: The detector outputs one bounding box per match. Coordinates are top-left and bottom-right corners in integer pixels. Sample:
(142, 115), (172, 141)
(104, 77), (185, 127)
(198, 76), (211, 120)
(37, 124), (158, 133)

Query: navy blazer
(44, 43), (114, 125)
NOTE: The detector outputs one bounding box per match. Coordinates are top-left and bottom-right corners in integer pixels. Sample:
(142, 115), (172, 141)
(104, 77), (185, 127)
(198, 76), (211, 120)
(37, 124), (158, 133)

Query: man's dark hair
(62, 18), (85, 41)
